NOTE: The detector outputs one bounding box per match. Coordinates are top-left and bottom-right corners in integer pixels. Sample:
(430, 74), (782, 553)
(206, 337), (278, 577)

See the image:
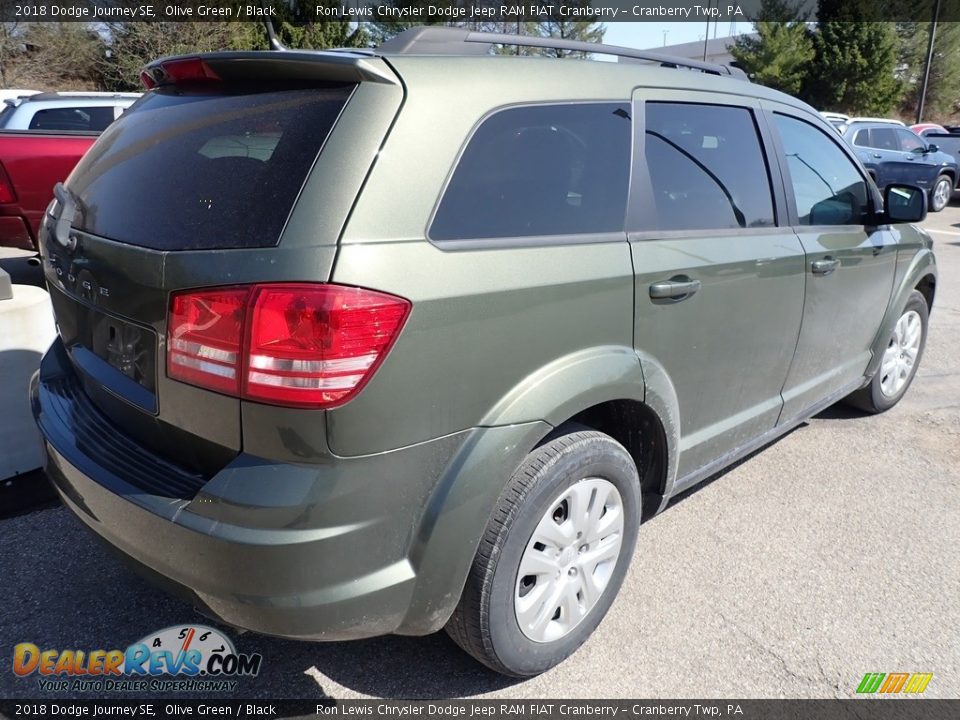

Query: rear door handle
(811, 257), (840, 275)
(872, 153), (883, 159)
(649, 277), (701, 300)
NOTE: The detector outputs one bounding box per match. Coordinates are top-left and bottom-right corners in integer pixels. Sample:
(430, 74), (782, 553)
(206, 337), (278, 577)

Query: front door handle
(811, 257), (840, 275)
(649, 277), (701, 300)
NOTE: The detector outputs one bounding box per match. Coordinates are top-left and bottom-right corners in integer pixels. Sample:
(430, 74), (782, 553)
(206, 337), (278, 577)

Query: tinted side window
(643, 103), (775, 231)
(774, 114), (870, 226)
(430, 103), (631, 241)
(897, 129), (924, 152)
(853, 129), (870, 146)
(28, 106), (116, 131)
(871, 128), (898, 150)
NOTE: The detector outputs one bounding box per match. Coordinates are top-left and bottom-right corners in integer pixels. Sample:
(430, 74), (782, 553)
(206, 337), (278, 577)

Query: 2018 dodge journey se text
(32, 27), (936, 676)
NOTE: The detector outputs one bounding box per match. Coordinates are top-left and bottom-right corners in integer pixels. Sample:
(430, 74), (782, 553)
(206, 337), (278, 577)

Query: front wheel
(929, 174), (952, 212)
(445, 429), (640, 676)
(845, 290), (929, 413)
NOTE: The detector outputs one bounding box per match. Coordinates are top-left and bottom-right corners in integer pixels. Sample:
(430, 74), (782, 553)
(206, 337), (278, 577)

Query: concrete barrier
(1, 270), (56, 480)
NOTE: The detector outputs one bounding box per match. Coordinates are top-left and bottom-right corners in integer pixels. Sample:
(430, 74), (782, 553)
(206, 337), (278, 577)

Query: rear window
(28, 106), (116, 131)
(68, 85), (354, 250)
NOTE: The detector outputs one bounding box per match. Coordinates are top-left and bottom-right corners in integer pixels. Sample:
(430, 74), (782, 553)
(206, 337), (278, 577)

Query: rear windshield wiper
(51, 182), (78, 251)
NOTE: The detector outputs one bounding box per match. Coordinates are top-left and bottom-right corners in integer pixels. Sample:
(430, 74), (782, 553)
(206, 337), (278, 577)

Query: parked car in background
(0, 89), (40, 103)
(0, 132), (100, 249)
(0, 92), (141, 249)
(910, 122), (949, 137)
(836, 117), (905, 136)
(920, 131), (960, 191)
(32, 27), (936, 678)
(820, 111), (849, 130)
(846, 121), (957, 211)
(0, 91), (140, 131)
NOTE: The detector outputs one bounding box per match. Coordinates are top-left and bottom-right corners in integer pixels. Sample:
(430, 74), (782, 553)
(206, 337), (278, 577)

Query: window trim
(762, 105), (881, 230)
(424, 99), (634, 249)
(626, 91), (785, 239)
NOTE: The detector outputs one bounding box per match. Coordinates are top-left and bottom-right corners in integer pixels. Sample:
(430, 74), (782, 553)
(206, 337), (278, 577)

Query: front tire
(929, 174), (952, 212)
(845, 290), (929, 413)
(445, 429), (640, 676)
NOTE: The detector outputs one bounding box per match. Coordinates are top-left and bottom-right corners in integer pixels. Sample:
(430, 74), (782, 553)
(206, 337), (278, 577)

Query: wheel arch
(559, 399), (669, 521)
(398, 346), (683, 635)
(864, 249), (937, 381)
(477, 344), (681, 514)
(916, 272), (936, 311)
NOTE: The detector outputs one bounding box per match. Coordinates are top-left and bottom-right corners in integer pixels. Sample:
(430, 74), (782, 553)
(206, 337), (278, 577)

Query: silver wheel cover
(514, 477), (624, 643)
(879, 309), (922, 398)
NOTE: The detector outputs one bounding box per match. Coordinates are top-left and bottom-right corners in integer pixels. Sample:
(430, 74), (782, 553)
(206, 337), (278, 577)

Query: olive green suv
(32, 27), (936, 676)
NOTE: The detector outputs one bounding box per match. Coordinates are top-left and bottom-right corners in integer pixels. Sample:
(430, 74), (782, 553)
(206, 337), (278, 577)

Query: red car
(910, 122), (949, 137)
(0, 132), (97, 249)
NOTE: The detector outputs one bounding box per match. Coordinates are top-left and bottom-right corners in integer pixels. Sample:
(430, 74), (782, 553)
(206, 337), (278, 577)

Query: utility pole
(702, 0), (713, 61)
(917, 0), (942, 124)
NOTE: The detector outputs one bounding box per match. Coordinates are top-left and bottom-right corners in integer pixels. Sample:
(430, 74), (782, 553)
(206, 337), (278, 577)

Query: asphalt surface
(1, 209), (958, 703)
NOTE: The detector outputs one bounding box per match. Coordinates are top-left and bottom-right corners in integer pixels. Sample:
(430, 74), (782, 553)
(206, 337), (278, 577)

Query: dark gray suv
(32, 28), (935, 676)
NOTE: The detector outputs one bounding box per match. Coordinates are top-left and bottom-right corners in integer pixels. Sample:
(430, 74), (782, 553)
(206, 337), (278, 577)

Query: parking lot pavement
(1, 208), (958, 703)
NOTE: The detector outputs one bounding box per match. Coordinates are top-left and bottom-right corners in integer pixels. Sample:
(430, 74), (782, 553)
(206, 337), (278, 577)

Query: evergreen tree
(801, 0), (900, 114)
(896, 19), (960, 121)
(534, 18), (605, 59)
(272, 1), (368, 50)
(729, 0), (813, 96)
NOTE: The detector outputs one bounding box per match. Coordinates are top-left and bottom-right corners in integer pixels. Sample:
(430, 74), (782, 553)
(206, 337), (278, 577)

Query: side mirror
(926, 143), (939, 153)
(884, 184), (926, 224)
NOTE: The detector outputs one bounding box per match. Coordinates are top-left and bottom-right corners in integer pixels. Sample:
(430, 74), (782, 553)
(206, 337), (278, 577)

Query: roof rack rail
(378, 27), (748, 80)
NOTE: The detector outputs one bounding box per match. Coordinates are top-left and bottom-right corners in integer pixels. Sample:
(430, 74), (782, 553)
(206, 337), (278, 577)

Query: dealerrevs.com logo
(12, 625), (262, 692)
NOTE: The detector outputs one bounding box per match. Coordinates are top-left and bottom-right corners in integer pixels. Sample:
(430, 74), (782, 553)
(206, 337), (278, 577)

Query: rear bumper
(32, 338), (480, 641)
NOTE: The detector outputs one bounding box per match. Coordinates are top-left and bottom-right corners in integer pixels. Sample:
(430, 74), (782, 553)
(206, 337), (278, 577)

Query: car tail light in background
(167, 284), (411, 409)
(0, 163), (16, 203)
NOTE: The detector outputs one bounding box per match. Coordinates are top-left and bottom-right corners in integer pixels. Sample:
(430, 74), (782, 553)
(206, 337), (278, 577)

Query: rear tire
(845, 290), (928, 414)
(929, 174), (952, 212)
(445, 429), (640, 676)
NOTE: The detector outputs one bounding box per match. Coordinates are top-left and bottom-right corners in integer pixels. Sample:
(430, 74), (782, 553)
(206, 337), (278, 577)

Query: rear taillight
(0, 163), (16, 203)
(168, 288), (248, 395)
(167, 284), (411, 409)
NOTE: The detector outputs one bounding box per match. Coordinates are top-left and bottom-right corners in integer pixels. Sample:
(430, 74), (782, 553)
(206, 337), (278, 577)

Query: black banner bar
(1, 0), (959, 23)
(2, 700), (959, 720)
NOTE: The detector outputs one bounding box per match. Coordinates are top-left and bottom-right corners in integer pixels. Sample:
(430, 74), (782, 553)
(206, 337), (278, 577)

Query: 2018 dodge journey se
(32, 27), (936, 676)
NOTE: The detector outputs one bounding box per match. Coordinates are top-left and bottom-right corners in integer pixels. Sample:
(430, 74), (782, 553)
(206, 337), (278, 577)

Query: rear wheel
(845, 290), (928, 413)
(445, 428), (640, 676)
(929, 174), (952, 212)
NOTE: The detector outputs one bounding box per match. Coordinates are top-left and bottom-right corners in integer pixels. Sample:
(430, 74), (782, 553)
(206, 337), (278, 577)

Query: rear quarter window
(67, 85), (354, 250)
(430, 102), (632, 241)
